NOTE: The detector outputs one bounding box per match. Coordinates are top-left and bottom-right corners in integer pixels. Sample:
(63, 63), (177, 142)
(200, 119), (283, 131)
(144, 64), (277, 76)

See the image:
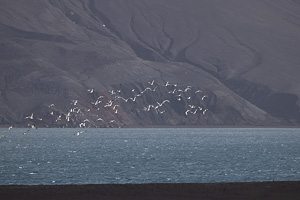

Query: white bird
(187, 97), (191, 100)
(79, 122), (86, 128)
(92, 100), (102, 105)
(88, 89), (94, 93)
(185, 110), (191, 115)
(152, 86), (157, 91)
(162, 100), (170, 104)
(195, 90), (202, 93)
(110, 120), (115, 123)
(73, 100), (78, 105)
(192, 109), (198, 115)
(148, 80), (155, 85)
(97, 118), (103, 121)
(146, 105), (155, 111)
(157, 100), (170, 107)
(165, 81), (171, 86)
(73, 108), (79, 112)
(97, 96), (104, 99)
(184, 87), (191, 92)
(116, 96), (128, 102)
(8, 125), (13, 130)
(48, 104), (55, 107)
(56, 115), (62, 122)
(115, 109), (118, 114)
(131, 89), (135, 92)
(50, 111), (54, 115)
(130, 97), (137, 101)
(113, 105), (120, 110)
(168, 89), (176, 94)
(201, 95), (208, 101)
(177, 97), (181, 101)
(159, 110), (166, 114)
(188, 105), (196, 109)
(25, 113), (34, 120)
(37, 118), (43, 121)
(203, 109), (208, 115)
(141, 87), (152, 94)
(29, 124), (37, 129)
(104, 100), (113, 107)
(146, 105), (152, 111)
(109, 90), (116, 95)
(83, 119), (90, 123)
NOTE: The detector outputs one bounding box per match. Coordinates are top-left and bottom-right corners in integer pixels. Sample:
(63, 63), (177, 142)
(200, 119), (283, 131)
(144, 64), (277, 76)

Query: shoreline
(1, 125), (300, 128)
(1, 181), (299, 200)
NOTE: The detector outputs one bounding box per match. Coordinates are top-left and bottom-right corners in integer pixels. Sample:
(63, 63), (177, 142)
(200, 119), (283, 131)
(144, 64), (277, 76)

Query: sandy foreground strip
(0, 181), (299, 200)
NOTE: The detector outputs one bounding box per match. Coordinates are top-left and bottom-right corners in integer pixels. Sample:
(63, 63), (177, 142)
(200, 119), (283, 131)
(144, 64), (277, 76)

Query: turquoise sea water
(0, 128), (299, 185)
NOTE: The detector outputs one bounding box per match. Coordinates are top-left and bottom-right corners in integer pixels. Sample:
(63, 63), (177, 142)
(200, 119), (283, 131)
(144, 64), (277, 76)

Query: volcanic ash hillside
(0, 0), (300, 127)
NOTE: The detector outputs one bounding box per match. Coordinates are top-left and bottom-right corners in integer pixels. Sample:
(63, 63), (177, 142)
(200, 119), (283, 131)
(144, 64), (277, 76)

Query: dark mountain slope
(0, 0), (299, 127)
(94, 0), (300, 122)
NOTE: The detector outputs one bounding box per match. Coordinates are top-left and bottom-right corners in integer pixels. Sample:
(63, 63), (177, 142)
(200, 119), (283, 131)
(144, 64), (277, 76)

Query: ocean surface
(0, 128), (299, 185)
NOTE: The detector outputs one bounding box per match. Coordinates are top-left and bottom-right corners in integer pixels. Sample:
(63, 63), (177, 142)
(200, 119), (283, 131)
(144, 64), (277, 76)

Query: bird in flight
(56, 115), (62, 122)
(202, 95), (208, 101)
(25, 113), (34, 120)
(27, 124), (37, 129)
(79, 122), (86, 128)
(157, 100), (170, 107)
(185, 110), (191, 115)
(73, 100), (78, 106)
(88, 89), (94, 94)
(148, 80), (155, 85)
(184, 87), (191, 92)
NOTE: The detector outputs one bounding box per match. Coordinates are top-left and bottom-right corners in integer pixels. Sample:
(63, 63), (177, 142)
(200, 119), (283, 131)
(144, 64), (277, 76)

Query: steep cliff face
(0, 0), (299, 127)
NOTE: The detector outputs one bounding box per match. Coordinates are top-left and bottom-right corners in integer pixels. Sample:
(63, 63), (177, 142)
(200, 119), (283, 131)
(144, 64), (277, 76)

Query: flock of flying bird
(0, 80), (209, 138)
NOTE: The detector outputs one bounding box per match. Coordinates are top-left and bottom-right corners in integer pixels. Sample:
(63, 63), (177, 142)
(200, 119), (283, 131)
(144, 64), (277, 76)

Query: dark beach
(1, 181), (299, 200)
